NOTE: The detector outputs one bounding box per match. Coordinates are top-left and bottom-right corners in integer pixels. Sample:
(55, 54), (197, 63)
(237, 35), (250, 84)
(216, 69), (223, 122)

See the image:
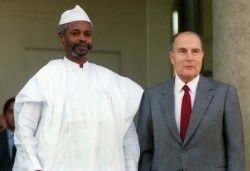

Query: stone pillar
(213, 0), (250, 169)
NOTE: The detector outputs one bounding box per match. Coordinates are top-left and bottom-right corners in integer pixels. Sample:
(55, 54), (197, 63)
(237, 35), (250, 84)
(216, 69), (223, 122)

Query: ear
(169, 51), (174, 65)
(201, 51), (205, 59)
(58, 33), (65, 44)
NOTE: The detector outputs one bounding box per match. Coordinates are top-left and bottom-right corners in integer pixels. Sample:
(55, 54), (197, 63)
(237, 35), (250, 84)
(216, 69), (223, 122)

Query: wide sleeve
(13, 60), (63, 171)
(224, 85), (245, 171)
(122, 78), (143, 171)
(123, 122), (140, 171)
(13, 102), (43, 171)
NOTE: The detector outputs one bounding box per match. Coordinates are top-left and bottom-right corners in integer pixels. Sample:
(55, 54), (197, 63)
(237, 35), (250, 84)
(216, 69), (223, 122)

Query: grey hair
(58, 23), (69, 35)
(58, 22), (94, 35)
(169, 31), (204, 52)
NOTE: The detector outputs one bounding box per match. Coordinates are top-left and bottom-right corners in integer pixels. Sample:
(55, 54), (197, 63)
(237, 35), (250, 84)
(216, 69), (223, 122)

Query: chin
(71, 52), (88, 58)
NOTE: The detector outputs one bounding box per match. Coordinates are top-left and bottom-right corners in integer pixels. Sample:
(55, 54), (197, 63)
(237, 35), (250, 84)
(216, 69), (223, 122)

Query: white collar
(63, 57), (90, 70)
(175, 74), (200, 93)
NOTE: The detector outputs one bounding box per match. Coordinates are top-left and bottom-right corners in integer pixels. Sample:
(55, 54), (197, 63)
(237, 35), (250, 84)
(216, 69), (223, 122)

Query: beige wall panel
(146, 0), (175, 87)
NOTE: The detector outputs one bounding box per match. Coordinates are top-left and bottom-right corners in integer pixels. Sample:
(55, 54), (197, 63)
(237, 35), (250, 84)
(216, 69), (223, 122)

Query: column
(213, 0), (250, 169)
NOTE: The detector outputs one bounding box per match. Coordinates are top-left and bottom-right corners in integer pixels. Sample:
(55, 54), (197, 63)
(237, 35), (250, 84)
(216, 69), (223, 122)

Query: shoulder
(145, 78), (174, 94)
(199, 76), (233, 90)
(17, 59), (64, 94)
(198, 76), (238, 97)
(90, 63), (141, 86)
(32, 59), (64, 79)
(89, 63), (143, 95)
(41, 59), (64, 71)
(88, 62), (119, 76)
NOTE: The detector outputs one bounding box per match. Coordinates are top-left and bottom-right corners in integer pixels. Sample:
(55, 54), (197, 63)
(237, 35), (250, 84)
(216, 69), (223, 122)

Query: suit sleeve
(137, 91), (154, 171)
(224, 85), (245, 171)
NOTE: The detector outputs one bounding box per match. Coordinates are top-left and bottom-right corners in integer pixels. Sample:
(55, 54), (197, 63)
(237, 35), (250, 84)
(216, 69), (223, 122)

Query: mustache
(73, 42), (92, 50)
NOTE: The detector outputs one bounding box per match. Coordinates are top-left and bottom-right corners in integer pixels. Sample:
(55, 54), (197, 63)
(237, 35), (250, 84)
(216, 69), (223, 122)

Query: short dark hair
(3, 97), (15, 114)
(169, 31), (204, 52)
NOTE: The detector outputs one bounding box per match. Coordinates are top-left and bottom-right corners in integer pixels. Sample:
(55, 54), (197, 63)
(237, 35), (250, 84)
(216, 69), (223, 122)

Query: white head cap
(59, 5), (91, 25)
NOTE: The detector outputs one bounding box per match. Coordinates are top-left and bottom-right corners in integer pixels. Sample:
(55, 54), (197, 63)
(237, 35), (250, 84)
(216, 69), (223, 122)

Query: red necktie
(180, 85), (192, 141)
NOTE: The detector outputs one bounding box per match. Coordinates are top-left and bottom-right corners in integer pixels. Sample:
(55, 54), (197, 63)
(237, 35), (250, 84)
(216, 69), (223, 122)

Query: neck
(66, 56), (88, 67)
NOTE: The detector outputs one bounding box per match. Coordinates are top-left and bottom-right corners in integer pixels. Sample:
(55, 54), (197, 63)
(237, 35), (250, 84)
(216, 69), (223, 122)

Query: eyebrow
(192, 48), (202, 52)
(176, 47), (187, 51)
(176, 47), (202, 51)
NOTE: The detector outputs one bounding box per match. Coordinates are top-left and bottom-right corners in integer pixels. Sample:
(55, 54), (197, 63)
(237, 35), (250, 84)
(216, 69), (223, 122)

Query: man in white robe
(13, 5), (143, 171)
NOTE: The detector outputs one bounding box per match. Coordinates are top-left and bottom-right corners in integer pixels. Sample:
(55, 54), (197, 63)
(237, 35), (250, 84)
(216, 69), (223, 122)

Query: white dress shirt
(174, 75), (199, 132)
(7, 129), (14, 159)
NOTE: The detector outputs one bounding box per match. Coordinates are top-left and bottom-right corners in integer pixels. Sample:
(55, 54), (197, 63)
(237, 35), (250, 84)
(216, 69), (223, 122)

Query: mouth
(74, 43), (89, 53)
(77, 46), (88, 51)
(71, 43), (90, 58)
(76, 43), (88, 49)
(185, 66), (194, 69)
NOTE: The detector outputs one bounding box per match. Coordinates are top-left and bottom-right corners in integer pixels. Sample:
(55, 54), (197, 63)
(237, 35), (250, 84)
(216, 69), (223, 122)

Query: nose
(78, 33), (87, 42)
(186, 51), (193, 60)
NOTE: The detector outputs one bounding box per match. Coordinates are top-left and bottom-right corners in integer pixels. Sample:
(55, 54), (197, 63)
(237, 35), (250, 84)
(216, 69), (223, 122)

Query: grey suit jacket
(137, 76), (245, 171)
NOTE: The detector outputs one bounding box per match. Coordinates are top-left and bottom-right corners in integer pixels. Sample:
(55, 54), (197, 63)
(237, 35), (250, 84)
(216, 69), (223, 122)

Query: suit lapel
(159, 78), (182, 143)
(183, 76), (214, 145)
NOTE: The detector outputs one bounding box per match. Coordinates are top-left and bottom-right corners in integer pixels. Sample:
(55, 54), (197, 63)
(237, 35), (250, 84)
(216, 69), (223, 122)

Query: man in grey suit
(137, 31), (245, 171)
